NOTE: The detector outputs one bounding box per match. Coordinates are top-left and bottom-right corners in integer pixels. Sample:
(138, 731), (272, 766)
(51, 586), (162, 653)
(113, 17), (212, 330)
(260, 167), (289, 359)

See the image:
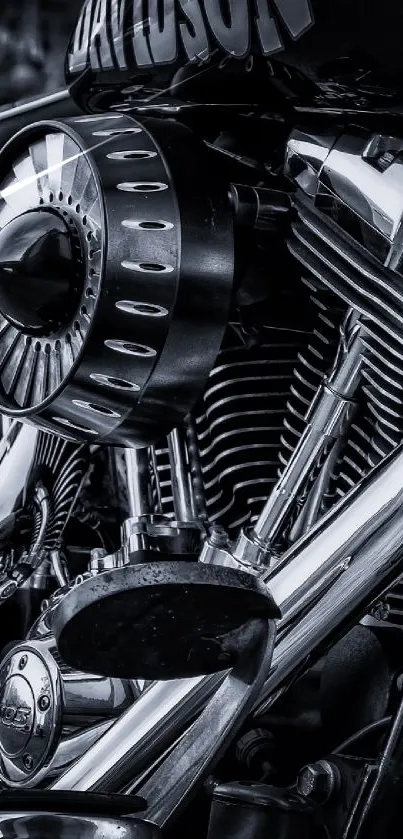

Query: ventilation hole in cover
(107, 150), (157, 160)
(90, 373), (141, 391)
(72, 399), (121, 417)
(138, 262), (171, 272)
(117, 182), (168, 192)
(104, 338), (156, 357)
(52, 416), (98, 435)
(139, 220), (172, 230)
(115, 300), (168, 317)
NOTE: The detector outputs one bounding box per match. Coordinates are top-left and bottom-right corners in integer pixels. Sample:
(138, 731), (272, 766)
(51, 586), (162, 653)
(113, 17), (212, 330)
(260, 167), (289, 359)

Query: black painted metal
(53, 561), (279, 679)
(0, 210), (81, 333)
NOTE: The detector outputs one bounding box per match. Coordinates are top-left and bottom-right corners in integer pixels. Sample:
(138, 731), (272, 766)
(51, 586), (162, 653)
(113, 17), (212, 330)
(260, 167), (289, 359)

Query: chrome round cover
(0, 641), (61, 787)
(0, 632), (135, 788)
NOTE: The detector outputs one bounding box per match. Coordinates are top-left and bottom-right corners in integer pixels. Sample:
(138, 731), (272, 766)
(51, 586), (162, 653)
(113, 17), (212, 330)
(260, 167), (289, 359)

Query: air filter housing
(0, 113), (234, 445)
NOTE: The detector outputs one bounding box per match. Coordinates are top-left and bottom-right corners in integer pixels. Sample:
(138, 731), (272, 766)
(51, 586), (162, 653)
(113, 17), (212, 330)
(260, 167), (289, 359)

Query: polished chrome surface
(232, 309), (362, 566)
(51, 434), (403, 795)
(0, 636), (134, 788)
(0, 88), (70, 121)
(50, 674), (224, 792)
(286, 126), (403, 250)
(139, 619), (275, 829)
(0, 211), (78, 333)
(285, 127), (339, 196)
(263, 437), (403, 617)
(47, 720), (114, 775)
(321, 130), (403, 244)
(49, 548), (68, 588)
(183, 414), (208, 524)
(124, 448), (152, 553)
(30, 483), (50, 558)
(167, 427), (196, 523)
(288, 434), (345, 541)
(0, 422), (38, 523)
(255, 503), (403, 716)
(123, 435), (202, 556)
(0, 640), (62, 787)
(122, 514), (202, 558)
(89, 548), (126, 573)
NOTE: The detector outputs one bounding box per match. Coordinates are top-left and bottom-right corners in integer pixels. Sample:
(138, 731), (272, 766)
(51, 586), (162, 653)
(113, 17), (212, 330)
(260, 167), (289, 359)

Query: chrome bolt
(38, 694), (50, 711)
(23, 754), (33, 771)
(18, 655), (28, 670)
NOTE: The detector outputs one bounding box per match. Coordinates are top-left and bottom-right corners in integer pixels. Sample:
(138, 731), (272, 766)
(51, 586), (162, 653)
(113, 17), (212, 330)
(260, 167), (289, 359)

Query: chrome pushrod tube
(167, 427), (196, 523)
(51, 440), (403, 794)
(233, 310), (362, 565)
(125, 448), (152, 519)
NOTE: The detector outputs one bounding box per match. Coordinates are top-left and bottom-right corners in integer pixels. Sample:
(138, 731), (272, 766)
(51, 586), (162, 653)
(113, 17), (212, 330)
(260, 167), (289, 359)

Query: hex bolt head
(18, 655), (28, 670)
(297, 760), (339, 804)
(23, 754), (33, 771)
(370, 601), (390, 622)
(38, 694), (50, 711)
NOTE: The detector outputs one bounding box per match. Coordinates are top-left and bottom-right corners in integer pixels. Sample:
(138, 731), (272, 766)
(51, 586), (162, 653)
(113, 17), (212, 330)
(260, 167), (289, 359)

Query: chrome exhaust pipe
(51, 439), (403, 795)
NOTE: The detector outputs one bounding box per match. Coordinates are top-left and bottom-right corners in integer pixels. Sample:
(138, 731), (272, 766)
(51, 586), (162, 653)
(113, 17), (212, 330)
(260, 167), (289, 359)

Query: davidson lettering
(68, 0), (314, 75)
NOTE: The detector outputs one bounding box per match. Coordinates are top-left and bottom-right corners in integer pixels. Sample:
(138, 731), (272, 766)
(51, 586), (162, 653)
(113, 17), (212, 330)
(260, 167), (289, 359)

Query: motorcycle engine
(2, 44), (403, 806)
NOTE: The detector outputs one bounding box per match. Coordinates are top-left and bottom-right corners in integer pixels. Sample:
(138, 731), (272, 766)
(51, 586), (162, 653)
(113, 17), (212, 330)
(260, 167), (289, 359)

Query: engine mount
(0, 113), (234, 445)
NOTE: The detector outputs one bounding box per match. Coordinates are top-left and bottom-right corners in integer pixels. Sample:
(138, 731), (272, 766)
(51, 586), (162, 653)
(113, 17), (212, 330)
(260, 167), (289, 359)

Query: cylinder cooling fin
(0, 113), (234, 445)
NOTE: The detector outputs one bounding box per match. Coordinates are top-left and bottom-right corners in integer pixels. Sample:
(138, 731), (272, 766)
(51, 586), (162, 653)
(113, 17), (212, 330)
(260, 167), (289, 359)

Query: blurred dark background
(0, 0), (83, 106)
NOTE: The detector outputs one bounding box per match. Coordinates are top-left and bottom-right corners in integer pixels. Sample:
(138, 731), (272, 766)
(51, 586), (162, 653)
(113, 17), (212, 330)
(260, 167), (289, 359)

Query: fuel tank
(66, 0), (403, 111)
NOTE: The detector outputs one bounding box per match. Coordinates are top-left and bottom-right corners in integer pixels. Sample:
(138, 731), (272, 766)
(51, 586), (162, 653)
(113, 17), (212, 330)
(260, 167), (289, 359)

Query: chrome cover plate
(0, 642), (61, 787)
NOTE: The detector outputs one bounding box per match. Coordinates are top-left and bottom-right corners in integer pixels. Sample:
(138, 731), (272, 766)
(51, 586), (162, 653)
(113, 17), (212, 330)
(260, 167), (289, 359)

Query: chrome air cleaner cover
(0, 114), (234, 445)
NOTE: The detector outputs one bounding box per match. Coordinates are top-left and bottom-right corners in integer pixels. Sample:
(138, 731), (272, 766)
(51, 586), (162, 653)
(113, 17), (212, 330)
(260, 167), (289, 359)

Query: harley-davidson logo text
(68, 0), (314, 75)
